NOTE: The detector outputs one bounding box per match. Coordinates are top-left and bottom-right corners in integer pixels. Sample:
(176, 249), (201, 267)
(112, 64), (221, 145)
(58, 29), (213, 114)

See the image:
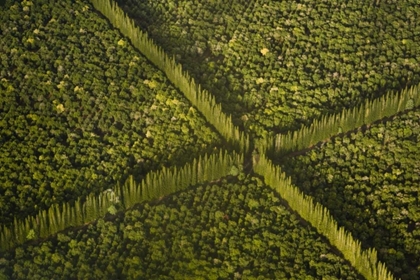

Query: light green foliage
(405, 98), (414, 110)
(107, 205), (117, 215)
(25, 229), (36, 240)
(229, 165), (240, 176)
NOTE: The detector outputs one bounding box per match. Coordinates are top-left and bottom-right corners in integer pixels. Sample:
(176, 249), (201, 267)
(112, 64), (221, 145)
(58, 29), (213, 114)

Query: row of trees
(88, 0), (402, 279)
(0, 150), (242, 251)
(90, 0), (249, 153)
(280, 108), (420, 279)
(253, 153), (395, 280)
(256, 83), (419, 155)
(3, 0), (413, 278)
(0, 0), (221, 227)
(119, 150), (242, 209)
(0, 175), (362, 279)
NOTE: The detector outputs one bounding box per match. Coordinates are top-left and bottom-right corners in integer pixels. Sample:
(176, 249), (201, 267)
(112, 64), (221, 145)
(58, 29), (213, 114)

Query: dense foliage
(1, 0), (418, 278)
(1, 151), (242, 251)
(270, 84), (419, 156)
(280, 109), (420, 279)
(253, 153), (394, 280)
(91, 0), (249, 153)
(117, 0), (420, 137)
(0, 175), (362, 279)
(0, 0), (220, 225)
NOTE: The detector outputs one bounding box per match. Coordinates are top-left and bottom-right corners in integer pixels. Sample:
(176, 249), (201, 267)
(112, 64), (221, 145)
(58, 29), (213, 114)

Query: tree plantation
(0, 0), (419, 279)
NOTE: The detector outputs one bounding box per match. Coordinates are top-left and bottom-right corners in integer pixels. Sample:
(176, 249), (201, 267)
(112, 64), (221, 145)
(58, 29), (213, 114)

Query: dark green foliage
(271, 84), (419, 155)
(0, 151), (242, 251)
(0, 0), (220, 225)
(1, 0), (418, 279)
(90, 0), (249, 153)
(281, 109), (420, 279)
(116, 0), (420, 138)
(0, 176), (362, 279)
(254, 154), (395, 280)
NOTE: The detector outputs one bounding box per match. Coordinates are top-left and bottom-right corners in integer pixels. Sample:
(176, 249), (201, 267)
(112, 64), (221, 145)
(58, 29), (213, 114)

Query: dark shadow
(115, 0), (255, 131)
(273, 140), (420, 280)
(115, 0), (420, 139)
